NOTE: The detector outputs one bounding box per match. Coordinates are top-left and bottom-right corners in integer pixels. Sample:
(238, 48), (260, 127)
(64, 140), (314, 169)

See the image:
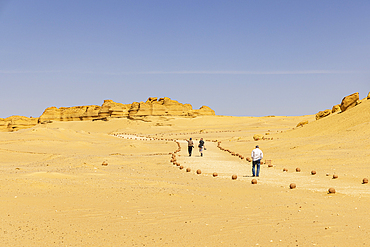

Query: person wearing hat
(251, 145), (263, 177)
(186, 138), (194, 156)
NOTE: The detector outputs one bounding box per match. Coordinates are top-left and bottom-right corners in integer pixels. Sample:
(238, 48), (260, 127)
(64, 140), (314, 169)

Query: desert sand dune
(1, 99), (370, 246)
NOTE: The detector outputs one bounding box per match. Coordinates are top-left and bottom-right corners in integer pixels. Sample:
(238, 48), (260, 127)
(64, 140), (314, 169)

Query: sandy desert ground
(1, 99), (370, 246)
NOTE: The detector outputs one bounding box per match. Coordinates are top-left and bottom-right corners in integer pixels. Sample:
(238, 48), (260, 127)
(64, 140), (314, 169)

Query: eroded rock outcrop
(2, 97), (215, 131)
(128, 97), (191, 119)
(38, 105), (101, 123)
(191, 106), (215, 116)
(128, 97), (215, 119)
(38, 97), (215, 123)
(296, 120), (308, 127)
(99, 100), (131, 118)
(315, 109), (331, 120)
(332, 104), (341, 113)
(253, 134), (263, 141)
(340, 92), (359, 112)
(0, 116), (38, 132)
(316, 91), (368, 121)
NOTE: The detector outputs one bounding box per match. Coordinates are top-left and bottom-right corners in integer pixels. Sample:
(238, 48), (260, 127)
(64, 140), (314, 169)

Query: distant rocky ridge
(0, 116), (39, 132)
(315, 92), (369, 120)
(0, 97), (215, 132)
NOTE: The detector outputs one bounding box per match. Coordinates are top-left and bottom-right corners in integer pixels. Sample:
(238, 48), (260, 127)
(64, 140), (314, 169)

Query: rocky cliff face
(0, 116), (38, 132)
(1, 97), (215, 132)
(37, 100), (133, 123)
(127, 97), (213, 119)
(99, 100), (131, 118)
(37, 97), (215, 123)
(38, 105), (101, 123)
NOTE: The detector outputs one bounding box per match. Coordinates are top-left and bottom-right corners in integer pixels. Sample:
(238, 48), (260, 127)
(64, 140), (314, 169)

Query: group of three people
(186, 138), (264, 177)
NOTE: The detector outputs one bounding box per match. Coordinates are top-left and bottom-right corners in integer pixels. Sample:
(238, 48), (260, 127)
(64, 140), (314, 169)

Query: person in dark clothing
(186, 138), (194, 156)
(198, 138), (205, 157)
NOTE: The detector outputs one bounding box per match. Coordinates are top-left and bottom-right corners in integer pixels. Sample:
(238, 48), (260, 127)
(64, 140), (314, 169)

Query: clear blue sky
(1, 0), (369, 118)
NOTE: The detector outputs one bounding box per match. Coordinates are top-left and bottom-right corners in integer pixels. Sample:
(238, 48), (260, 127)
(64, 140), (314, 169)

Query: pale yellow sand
(1, 100), (370, 246)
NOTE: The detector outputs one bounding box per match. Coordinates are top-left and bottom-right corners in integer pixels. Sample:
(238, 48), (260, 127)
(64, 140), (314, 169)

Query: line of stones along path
(113, 134), (369, 196)
(177, 140), (369, 196)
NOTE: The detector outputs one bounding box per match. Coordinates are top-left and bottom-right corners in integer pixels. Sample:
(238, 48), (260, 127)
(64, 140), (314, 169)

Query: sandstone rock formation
(296, 120), (308, 127)
(38, 105), (102, 123)
(315, 109), (331, 120)
(191, 106), (215, 116)
(316, 91), (368, 121)
(38, 97), (215, 123)
(128, 97), (192, 119)
(340, 92), (359, 112)
(332, 104), (341, 113)
(2, 97), (214, 132)
(128, 97), (214, 120)
(99, 100), (131, 118)
(253, 134), (263, 141)
(0, 116), (38, 132)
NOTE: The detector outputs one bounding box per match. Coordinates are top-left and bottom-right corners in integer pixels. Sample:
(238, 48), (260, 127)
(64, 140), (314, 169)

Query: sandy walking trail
(115, 134), (370, 197)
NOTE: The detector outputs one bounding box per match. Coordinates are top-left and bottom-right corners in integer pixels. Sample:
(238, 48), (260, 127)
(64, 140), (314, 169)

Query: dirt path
(176, 140), (250, 178)
(114, 134), (370, 197)
(177, 140), (370, 196)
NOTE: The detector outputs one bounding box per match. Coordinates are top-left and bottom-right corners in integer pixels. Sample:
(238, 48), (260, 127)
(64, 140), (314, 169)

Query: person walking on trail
(186, 138), (194, 156)
(251, 145), (263, 177)
(198, 138), (205, 157)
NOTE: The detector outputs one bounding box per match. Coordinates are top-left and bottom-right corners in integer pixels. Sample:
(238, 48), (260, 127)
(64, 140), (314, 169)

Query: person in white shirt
(251, 145), (263, 177)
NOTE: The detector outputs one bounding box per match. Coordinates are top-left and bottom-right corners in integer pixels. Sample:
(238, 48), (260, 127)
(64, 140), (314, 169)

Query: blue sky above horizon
(1, 0), (369, 118)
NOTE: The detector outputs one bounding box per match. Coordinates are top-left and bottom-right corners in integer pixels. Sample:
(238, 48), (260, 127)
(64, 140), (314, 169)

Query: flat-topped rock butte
(1, 92), (370, 246)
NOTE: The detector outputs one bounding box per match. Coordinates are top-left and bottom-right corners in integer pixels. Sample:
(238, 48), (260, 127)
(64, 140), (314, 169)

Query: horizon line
(0, 69), (364, 75)
(121, 70), (361, 75)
